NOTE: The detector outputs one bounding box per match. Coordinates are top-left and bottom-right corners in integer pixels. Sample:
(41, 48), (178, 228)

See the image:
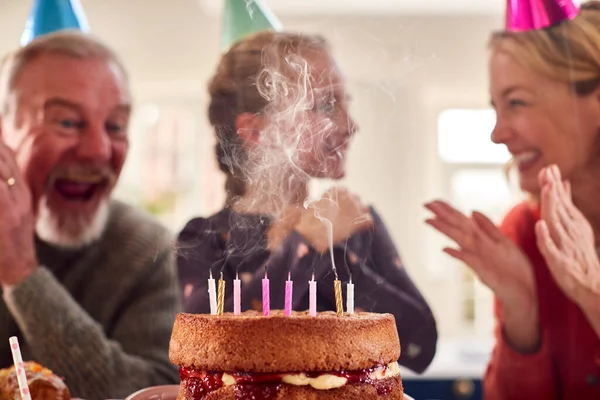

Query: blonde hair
(490, 1), (600, 95)
(0, 30), (129, 115)
(491, 1), (600, 197)
(207, 30), (330, 204)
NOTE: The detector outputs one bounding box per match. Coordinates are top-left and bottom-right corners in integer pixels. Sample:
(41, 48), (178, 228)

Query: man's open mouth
(52, 175), (108, 202)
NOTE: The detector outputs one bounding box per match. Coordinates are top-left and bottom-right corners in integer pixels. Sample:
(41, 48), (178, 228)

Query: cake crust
(170, 310), (400, 373)
(177, 376), (404, 400)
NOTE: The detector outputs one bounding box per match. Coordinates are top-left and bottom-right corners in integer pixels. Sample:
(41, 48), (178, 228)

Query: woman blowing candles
(176, 31), (437, 373)
(426, 1), (600, 398)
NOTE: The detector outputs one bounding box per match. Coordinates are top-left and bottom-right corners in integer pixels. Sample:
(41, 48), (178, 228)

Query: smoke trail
(218, 35), (362, 281)
(303, 195), (339, 279)
(233, 39), (341, 217)
(245, 0), (255, 18)
(254, 41), (345, 271)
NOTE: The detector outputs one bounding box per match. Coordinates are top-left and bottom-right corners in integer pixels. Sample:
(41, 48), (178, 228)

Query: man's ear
(235, 112), (265, 146)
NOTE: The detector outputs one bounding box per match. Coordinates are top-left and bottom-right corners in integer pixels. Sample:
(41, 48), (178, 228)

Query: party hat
(221, 0), (283, 51)
(21, 0), (90, 46)
(506, 0), (580, 32)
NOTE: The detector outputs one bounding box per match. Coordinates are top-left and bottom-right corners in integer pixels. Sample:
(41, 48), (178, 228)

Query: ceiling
(198, 0), (506, 16)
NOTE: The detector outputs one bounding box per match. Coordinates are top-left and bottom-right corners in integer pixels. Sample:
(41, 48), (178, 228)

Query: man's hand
(0, 143), (37, 287)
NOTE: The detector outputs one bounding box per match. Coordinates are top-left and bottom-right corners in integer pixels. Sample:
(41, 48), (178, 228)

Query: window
(449, 168), (515, 335)
(437, 109), (510, 164)
(437, 108), (520, 337)
(115, 101), (219, 232)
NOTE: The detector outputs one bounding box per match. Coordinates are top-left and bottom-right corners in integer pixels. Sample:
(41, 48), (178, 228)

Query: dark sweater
(0, 200), (181, 399)
(177, 206), (437, 373)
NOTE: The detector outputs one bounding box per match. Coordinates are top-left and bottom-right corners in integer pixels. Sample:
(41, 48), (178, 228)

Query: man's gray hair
(0, 30), (129, 116)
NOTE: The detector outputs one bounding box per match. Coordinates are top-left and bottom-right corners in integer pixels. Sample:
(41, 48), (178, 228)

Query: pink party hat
(506, 0), (580, 32)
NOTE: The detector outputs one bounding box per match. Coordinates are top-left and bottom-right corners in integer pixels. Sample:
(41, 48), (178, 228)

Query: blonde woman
(426, 2), (600, 399)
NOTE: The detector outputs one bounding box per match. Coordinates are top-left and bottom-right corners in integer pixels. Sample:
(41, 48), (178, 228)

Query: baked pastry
(170, 310), (403, 399)
(0, 361), (70, 400)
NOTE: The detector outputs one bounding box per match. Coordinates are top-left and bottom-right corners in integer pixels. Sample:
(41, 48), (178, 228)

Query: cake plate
(125, 385), (415, 399)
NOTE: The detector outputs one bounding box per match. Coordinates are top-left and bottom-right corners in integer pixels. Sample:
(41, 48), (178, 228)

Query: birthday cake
(169, 310), (403, 399)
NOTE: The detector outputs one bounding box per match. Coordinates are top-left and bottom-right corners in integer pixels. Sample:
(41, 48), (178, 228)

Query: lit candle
(334, 279), (343, 317)
(234, 273), (241, 315)
(217, 274), (225, 315)
(208, 270), (217, 315)
(262, 272), (270, 316)
(309, 274), (317, 317)
(285, 272), (293, 316)
(347, 280), (354, 314)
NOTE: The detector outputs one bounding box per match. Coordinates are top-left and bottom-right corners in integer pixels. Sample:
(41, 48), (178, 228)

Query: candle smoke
(244, 0), (255, 18)
(214, 35), (354, 277)
(209, 31), (368, 293)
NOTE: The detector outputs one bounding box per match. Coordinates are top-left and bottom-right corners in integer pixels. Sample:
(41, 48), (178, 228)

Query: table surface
(401, 337), (492, 380)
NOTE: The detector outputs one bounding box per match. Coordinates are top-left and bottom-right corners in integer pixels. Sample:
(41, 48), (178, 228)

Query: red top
(484, 202), (600, 399)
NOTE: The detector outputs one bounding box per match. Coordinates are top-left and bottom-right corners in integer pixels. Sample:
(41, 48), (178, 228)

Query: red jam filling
(179, 365), (397, 399)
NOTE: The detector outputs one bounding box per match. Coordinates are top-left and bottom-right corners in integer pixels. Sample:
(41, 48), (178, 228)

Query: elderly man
(0, 31), (180, 398)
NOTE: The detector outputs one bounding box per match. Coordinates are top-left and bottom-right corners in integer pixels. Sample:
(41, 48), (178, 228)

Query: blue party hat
(21, 0), (89, 46)
(221, 0), (283, 51)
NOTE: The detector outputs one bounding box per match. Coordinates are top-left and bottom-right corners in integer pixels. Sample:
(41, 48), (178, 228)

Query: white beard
(35, 196), (110, 249)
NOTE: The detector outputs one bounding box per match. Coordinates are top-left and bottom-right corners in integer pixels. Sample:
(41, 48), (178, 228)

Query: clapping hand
(425, 200), (536, 307)
(535, 165), (600, 306)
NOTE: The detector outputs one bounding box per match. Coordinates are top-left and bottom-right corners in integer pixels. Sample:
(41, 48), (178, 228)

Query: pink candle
(285, 273), (293, 316)
(234, 275), (241, 315)
(309, 276), (317, 317)
(262, 275), (270, 316)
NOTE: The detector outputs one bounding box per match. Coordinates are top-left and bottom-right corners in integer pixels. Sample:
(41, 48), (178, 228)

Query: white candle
(346, 281), (354, 314)
(208, 271), (217, 315)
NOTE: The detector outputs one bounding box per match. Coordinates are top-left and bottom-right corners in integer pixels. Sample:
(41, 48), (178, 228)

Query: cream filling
(222, 362), (400, 391)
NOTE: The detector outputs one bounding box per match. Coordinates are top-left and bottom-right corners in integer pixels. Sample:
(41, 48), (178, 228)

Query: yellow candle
(334, 280), (343, 317)
(217, 276), (225, 315)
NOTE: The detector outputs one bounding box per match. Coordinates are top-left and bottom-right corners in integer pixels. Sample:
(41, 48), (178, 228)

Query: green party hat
(221, 0), (283, 51)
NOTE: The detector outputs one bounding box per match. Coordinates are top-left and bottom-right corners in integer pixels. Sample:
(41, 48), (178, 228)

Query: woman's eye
(106, 122), (125, 136)
(59, 119), (79, 129)
(318, 100), (336, 114)
(508, 99), (527, 107)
